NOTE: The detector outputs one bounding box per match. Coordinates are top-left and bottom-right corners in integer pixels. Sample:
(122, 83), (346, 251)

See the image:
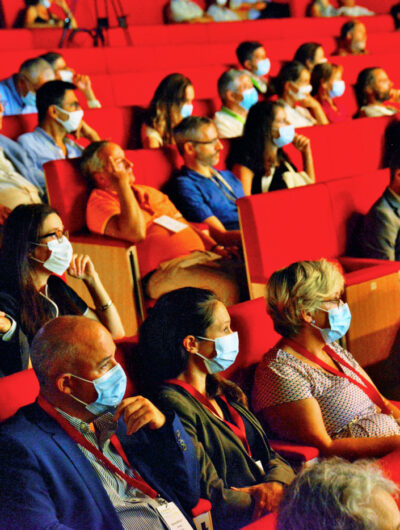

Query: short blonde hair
(267, 259), (345, 338)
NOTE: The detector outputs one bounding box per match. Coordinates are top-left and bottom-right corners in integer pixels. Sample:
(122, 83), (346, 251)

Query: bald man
(0, 316), (199, 529)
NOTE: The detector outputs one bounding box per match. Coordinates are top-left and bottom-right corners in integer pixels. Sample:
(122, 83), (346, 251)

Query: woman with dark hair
(0, 204), (124, 377)
(230, 100), (315, 195)
(141, 73), (195, 149)
(311, 62), (350, 123)
(293, 43), (326, 72)
(22, 0), (77, 29)
(136, 287), (294, 530)
(275, 61), (328, 127)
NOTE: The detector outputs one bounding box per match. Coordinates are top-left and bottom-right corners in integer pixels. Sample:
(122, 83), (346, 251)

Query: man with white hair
(214, 69), (258, 138)
(0, 57), (55, 116)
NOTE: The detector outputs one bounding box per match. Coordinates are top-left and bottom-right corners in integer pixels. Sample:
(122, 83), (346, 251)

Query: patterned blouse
(252, 342), (400, 439)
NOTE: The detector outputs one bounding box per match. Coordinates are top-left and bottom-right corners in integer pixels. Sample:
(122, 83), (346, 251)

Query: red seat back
(0, 369), (39, 422)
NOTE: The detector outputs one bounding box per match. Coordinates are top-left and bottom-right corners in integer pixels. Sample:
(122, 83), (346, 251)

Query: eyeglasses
(38, 228), (69, 242)
(188, 137), (220, 146)
(319, 298), (344, 309)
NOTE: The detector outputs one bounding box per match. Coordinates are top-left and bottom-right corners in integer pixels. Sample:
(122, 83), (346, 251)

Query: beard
(376, 90), (391, 103)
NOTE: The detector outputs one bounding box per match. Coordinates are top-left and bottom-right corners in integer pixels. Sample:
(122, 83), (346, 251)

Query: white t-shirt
(279, 99), (317, 128)
(214, 108), (245, 139)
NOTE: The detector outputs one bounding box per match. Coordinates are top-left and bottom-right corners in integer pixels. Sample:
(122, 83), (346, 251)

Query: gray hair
(217, 69), (248, 102)
(19, 57), (53, 83)
(278, 458), (399, 530)
(80, 140), (111, 187)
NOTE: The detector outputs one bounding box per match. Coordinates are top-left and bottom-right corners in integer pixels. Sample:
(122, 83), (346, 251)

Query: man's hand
(0, 312), (12, 334)
(212, 245), (242, 260)
(67, 254), (98, 284)
(231, 482), (285, 520)
(74, 120), (100, 142)
(390, 88), (400, 102)
(114, 396), (166, 435)
(292, 133), (311, 153)
(108, 156), (134, 185)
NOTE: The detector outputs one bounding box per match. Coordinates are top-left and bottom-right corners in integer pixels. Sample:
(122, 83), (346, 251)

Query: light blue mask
(311, 303), (352, 344)
(22, 90), (37, 108)
(329, 80), (346, 99)
(195, 332), (239, 374)
(273, 125), (295, 148)
(180, 103), (193, 119)
(70, 363), (127, 416)
(239, 87), (258, 111)
(255, 58), (271, 77)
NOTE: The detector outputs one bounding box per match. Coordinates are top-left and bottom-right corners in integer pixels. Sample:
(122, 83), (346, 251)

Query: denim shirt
(0, 75), (37, 116)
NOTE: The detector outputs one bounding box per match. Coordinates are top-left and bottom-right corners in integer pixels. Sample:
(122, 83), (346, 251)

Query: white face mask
(40, 0), (51, 7)
(30, 235), (73, 275)
(290, 84), (312, 101)
(54, 105), (84, 133)
(216, 0), (228, 5)
(58, 70), (74, 83)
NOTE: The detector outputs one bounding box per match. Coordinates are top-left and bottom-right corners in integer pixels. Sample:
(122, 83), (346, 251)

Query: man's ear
(243, 59), (252, 72)
(56, 373), (74, 394)
(16, 75), (29, 97)
(300, 309), (314, 325)
(225, 89), (238, 105)
(182, 335), (199, 354)
(183, 141), (196, 157)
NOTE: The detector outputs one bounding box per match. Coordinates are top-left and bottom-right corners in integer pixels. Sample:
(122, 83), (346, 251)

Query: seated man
(336, 20), (368, 56)
(0, 57), (54, 116)
(18, 80), (100, 191)
(336, 0), (374, 16)
(214, 69), (258, 139)
(0, 315), (200, 529)
(40, 51), (102, 109)
(171, 116), (244, 246)
(360, 149), (400, 260)
(81, 141), (241, 305)
(236, 41), (270, 95)
(355, 67), (400, 117)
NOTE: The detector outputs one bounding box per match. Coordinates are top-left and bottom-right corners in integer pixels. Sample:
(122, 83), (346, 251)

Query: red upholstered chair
(2, 113), (37, 140)
(0, 369), (39, 423)
(241, 513), (277, 530)
(237, 180), (400, 369)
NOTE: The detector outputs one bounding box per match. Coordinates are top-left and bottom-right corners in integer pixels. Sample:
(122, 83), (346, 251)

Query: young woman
(311, 62), (350, 123)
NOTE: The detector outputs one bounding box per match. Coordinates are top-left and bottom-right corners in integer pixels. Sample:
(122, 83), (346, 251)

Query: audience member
(0, 57), (54, 116)
(311, 62), (350, 123)
(0, 315), (200, 528)
(252, 259), (400, 459)
(0, 100), (44, 208)
(360, 149), (400, 260)
(309, 0), (338, 17)
(207, 0), (241, 21)
(391, 2), (400, 30)
(275, 61), (329, 127)
(40, 51), (102, 108)
(236, 41), (270, 95)
(23, 0), (77, 28)
(230, 101), (315, 195)
(171, 116), (244, 246)
(17, 80), (99, 186)
(141, 73), (195, 149)
(0, 204), (124, 377)
(293, 42), (327, 72)
(336, 0), (374, 16)
(336, 20), (368, 55)
(355, 67), (400, 117)
(278, 458), (400, 530)
(81, 141), (241, 305)
(167, 0), (212, 22)
(214, 69), (258, 138)
(136, 287), (295, 530)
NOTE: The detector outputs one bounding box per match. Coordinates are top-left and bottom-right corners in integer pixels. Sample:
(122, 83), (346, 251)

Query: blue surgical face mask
(22, 90), (37, 108)
(273, 125), (295, 148)
(329, 80), (346, 99)
(255, 58), (271, 77)
(180, 103), (193, 119)
(69, 363), (127, 416)
(195, 331), (239, 374)
(239, 87), (258, 111)
(311, 303), (352, 344)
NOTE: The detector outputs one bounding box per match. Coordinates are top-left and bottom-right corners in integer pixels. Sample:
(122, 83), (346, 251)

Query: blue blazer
(0, 403), (200, 529)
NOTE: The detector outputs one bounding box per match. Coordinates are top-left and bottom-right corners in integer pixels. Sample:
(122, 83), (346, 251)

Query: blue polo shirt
(0, 75), (37, 116)
(170, 166), (245, 230)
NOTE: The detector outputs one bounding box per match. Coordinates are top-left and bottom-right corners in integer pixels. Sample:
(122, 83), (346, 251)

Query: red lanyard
(285, 339), (392, 415)
(37, 395), (158, 498)
(166, 379), (252, 456)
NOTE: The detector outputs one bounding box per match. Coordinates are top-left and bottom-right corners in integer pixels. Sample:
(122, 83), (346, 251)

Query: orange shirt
(86, 185), (205, 277)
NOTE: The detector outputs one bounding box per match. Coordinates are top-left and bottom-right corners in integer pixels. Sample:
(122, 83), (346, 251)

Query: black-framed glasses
(38, 229), (69, 242)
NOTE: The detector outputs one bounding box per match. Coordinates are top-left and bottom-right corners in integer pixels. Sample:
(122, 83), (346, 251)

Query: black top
(0, 275), (87, 377)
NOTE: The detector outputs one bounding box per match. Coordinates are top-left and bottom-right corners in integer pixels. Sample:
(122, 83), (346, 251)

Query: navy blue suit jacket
(0, 403), (200, 529)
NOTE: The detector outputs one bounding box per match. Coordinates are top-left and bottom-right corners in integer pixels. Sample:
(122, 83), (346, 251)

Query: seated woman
(0, 204), (124, 377)
(309, 0), (338, 17)
(168, 0), (212, 23)
(23, 0), (77, 29)
(252, 259), (400, 459)
(230, 101), (315, 195)
(293, 42), (327, 72)
(311, 62), (350, 123)
(275, 61), (329, 128)
(141, 73), (195, 149)
(136, 287), (295, 529)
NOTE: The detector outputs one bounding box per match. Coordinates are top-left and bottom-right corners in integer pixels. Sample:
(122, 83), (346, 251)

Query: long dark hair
(136, 287), (246, 404)
(145, 73), (193, 145)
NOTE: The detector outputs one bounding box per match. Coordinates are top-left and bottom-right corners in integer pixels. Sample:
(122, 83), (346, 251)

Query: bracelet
(211, 244), (224, 251)
(98, 300), (113, 312)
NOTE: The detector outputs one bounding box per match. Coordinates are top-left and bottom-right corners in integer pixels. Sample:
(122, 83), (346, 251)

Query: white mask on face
(290, 84), (312, 101)
(54, 105), (84, 133)
(58, 70), (74, 83)
(30, 235), (73, 275)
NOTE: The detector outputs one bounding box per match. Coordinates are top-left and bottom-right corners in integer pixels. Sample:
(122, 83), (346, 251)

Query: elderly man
(336, 20), (368, 56)
(360, 149), (400, 260)
(236, 41), (270, 95)
(0, 316), (199, 529)
(214, 69), (258, 138)
(81, 140), (241, 305)
(18, 80), (99, 191)
(0, 57), (54, 116)
(355, 67), (400, 118)
(171, 116), (244, 246)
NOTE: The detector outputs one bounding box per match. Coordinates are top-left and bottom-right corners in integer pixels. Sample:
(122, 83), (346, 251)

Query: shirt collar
(220, 106), (246, 124)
